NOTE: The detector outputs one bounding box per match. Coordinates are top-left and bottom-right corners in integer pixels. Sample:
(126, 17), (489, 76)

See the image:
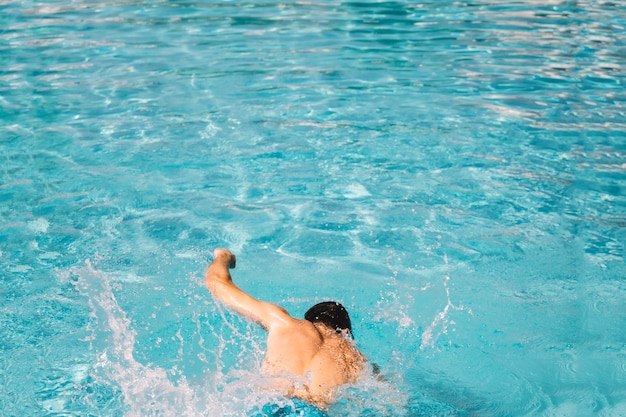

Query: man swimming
(205, 248), (367, 411)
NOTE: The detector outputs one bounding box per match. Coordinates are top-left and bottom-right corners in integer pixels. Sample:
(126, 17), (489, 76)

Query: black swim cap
(304, 301), (353, 337)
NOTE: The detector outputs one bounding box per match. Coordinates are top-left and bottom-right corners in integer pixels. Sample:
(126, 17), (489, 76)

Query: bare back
(262, 318), (366, 408)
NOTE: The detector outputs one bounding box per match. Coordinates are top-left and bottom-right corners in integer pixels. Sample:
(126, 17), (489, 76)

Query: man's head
(304, 301), (353, 338)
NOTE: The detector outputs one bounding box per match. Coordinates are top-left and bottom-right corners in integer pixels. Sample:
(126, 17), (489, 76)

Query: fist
(213, 248), (236, 269)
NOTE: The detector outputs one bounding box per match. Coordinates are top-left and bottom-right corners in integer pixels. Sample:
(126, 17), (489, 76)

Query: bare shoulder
(265, 317), (325, 362)
(255, 301), (298, 331)
(268, 315), (322, 340)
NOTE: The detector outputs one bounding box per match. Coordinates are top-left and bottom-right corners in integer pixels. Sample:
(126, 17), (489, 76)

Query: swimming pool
(1, 0), (625, 415)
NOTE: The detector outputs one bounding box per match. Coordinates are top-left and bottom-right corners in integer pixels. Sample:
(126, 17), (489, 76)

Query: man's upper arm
(208, 280), (293, 331)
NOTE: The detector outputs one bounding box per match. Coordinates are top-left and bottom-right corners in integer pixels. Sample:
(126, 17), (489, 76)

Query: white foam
(10, 264), (33, 273)
(344, 183), (371, 199)
(39, 251), (61, 260)
(27, 217), (49, 233)
(331, 365), (409, 416)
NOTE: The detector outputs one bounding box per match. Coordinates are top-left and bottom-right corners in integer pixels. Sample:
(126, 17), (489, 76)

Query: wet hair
(304, 301), (353, 338)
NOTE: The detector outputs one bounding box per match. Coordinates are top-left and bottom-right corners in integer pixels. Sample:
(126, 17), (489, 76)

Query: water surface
(1, 1), (625, 415)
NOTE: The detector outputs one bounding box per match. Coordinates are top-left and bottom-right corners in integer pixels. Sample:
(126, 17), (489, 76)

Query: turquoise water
(1, 0), (625, 415)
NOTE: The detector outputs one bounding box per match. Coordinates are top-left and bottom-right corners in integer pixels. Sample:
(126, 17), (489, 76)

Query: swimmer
(205, 248), (367, 411)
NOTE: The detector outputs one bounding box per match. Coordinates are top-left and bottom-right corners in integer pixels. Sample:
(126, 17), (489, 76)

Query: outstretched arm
(205, 248), (292, 331)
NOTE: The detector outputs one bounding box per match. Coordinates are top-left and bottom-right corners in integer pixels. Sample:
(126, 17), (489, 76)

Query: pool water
(1, 0), (625, 415)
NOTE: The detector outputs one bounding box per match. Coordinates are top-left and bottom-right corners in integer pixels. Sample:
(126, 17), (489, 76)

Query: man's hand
(213, 248), (236, 269)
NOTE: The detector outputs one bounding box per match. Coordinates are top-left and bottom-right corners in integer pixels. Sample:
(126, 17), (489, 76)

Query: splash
(372, 252), (417, 330)
(420, 254), (472, 351)
(67, 260), (199, 416)
(63, 260), (406, 416)
(330, 365), (410, 417)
